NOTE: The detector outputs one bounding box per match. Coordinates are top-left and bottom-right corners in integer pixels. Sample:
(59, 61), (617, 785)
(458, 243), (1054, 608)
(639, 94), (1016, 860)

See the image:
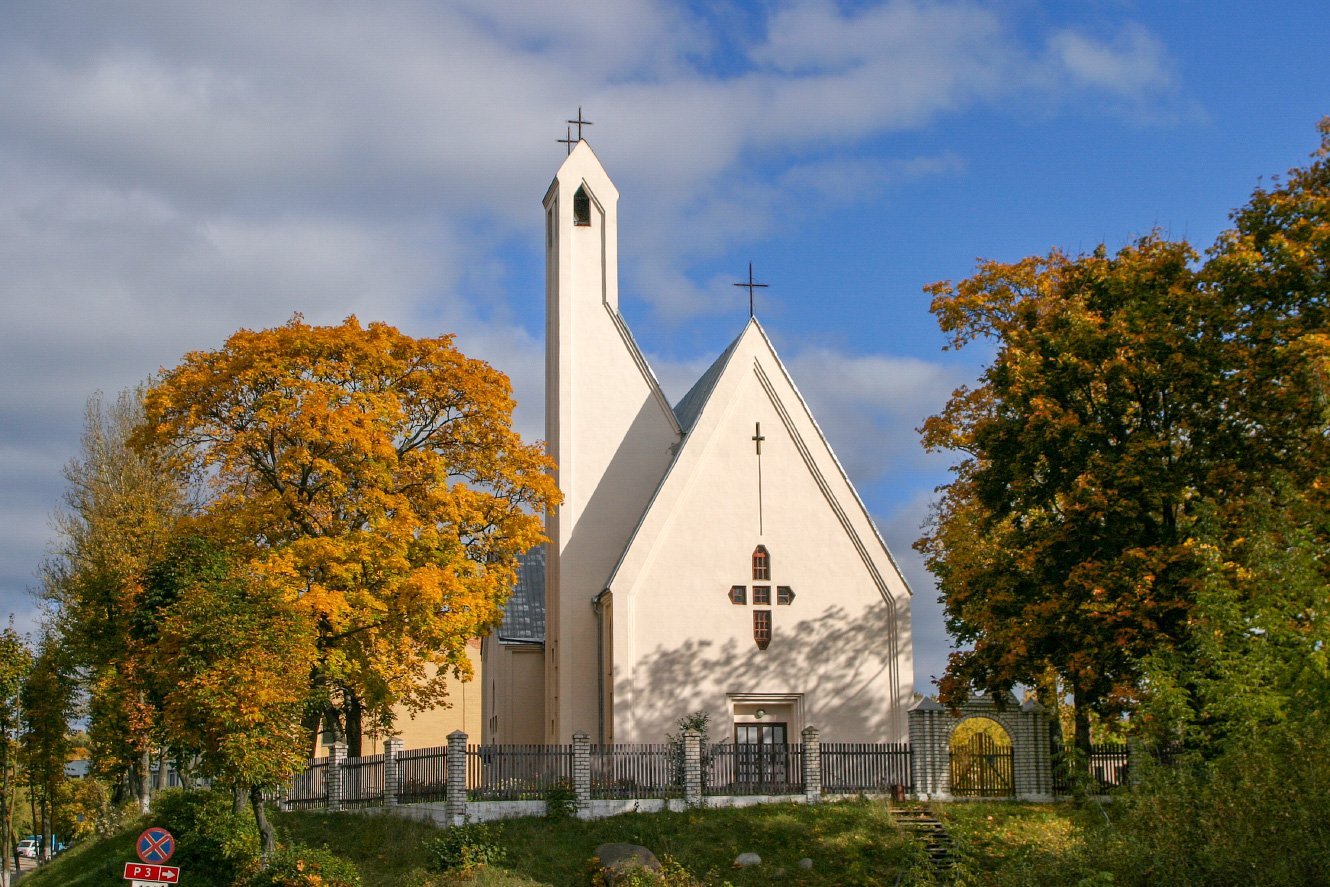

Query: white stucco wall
(542, 142), (680, 743)
(607, 326), (913, 744)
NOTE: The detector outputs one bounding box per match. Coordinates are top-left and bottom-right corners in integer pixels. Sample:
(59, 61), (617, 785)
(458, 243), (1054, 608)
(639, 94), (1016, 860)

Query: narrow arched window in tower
(573, 186), (591, 226)
(752, 545), (770, 581)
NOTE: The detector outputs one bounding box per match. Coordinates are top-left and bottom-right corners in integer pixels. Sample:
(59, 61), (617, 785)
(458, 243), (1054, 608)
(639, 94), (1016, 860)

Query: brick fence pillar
(1016, 698), (1053, 800)
(326, 743), (347, 812)
(801, 725), (821, 804)
(572, 732), (591, 814)
(383, 738), (405, 807)
(683, 728), (703, 807)
(446, 730), (468, 826)
(908, 698), (946, 799)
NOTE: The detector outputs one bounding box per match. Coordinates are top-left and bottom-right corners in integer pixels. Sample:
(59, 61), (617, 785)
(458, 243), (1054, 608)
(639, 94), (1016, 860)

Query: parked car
(16, 838), (37, 859)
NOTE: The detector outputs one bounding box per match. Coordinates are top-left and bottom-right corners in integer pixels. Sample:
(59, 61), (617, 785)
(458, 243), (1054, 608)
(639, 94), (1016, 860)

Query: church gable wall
(608, 332), (912, 745)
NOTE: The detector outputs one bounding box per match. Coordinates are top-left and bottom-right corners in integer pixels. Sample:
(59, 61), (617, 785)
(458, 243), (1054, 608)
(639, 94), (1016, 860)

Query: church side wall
(483, 641), (546, 745)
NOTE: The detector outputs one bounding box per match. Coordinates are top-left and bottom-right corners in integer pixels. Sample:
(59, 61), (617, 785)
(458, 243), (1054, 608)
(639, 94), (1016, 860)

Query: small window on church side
(573, 186), (591, 226)
(752, 546), (770, 580)
(777, 586), (795, 605)
(753, 586), (771, 605)
(753, 610), (771, 650)
(728, 585), (746, 605)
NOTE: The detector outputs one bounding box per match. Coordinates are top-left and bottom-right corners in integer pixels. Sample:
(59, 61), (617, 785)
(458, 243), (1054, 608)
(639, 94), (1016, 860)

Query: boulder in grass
(594, 843), (661, 886)
(734, 852), (762, 867)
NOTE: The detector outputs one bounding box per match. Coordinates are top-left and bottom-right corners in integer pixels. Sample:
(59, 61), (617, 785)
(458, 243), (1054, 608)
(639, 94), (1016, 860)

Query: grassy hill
(18, 797), (933, 886)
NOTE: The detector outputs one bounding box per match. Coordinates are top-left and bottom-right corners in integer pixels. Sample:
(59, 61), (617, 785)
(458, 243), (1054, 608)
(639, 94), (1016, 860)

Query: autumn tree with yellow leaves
(136, 316), (559, 755)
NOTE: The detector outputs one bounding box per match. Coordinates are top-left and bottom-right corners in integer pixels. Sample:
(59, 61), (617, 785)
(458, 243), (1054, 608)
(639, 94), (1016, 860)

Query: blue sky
(1, 1), (1327, 699)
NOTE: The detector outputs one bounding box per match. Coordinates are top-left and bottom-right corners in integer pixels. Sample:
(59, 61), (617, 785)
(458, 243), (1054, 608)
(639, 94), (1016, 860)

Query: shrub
(423, 822), (506, 871)
(543, 781), (578, 820)
(240, 844), (362, 887)
(150, 788), (260, 882)
(1087, 720), (1330, 886)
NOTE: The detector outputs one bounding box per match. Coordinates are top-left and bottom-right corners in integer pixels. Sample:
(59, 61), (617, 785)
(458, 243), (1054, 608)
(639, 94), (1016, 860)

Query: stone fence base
(381, 792), (833, 826)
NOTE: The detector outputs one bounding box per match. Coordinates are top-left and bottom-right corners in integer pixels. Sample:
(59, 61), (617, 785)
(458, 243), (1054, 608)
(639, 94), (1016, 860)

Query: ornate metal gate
(949, 719), (1014, 797)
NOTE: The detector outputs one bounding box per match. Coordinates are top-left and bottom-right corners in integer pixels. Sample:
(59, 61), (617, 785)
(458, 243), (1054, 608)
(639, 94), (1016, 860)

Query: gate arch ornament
(908, 691), (1054, 801)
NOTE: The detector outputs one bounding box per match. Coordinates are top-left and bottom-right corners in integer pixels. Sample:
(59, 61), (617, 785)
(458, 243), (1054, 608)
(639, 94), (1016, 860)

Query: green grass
(936, 801), (1105, 887)
(19, 814), (154, 887)
(20, 798), (928, 887)
(484, 798), (923, 886)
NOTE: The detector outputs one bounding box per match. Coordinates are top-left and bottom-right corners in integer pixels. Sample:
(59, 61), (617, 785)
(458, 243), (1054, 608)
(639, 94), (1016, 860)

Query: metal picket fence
(285, 757), (328, 809)
(822, 742), (913, 794)
(1051, 743), (1131, 794)
(397, 745), (449, 804)
(590, 743), (678, 799)
(706, 743), (804, 795)
(342, 753), (384, 808)
(466, 743), (573, 800)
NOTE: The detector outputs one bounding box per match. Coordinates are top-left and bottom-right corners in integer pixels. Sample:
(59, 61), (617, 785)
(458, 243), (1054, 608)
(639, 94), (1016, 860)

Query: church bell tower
(541, 140), (681, 742)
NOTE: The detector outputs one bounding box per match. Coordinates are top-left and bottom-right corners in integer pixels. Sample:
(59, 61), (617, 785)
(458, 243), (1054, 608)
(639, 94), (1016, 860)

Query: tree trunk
(138, 748), (151, 814)
(26, 776), (37, 861)
(40, 797), (50, 862)
(344, 692), (363, 758)
(232, 785), (247, 815)
(301, 705), (324, 759)
(249, 784), (276, 857)
(153, 749), (169, 791)
(1072, 694), (1092, 760)
(1071, 685), (1093, 800)
(0, 740), (10, 881)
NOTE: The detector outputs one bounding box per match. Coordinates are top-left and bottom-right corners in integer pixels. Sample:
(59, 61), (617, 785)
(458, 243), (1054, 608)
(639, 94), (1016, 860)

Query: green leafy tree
(146, 537), (316, 854)
(919, 119), (1330, 754)
(41, 387), (188, 811)
(918, 235), (1214, 752)
(0, 626), (31, 881)
(18, 633), (75, 862)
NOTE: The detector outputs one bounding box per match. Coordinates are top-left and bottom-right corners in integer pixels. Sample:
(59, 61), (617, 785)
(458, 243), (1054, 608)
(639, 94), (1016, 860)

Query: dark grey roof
(498, 546), (546, 643)
(673, 329), (744, 432)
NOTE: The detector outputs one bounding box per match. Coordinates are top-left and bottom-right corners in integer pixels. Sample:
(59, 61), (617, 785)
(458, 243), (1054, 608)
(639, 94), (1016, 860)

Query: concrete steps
(892, 804), (956, 872)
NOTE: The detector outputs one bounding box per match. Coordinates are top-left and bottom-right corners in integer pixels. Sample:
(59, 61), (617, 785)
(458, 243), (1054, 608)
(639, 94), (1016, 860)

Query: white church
(478, 138), (915, 750)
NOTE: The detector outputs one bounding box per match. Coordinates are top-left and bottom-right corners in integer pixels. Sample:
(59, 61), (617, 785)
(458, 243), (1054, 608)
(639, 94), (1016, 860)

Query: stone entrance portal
(908, 692), (1054, 801)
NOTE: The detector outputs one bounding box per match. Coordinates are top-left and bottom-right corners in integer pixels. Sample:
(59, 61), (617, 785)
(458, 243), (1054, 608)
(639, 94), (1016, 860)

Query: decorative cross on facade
(752, 421), (766, 533)
(733, 262), (768, 318)
(568, 107), (593, 141)
(725, 545), (796, 650)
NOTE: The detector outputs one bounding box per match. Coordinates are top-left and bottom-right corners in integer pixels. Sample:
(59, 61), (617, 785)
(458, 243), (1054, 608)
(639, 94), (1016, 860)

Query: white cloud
(1047, 23), (1174, 99)
(0, 0), (1185, 624)
(787, 347), (967, 484)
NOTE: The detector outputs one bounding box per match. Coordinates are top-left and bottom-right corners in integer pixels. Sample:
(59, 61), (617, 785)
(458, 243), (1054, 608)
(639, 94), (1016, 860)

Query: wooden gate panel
(949, 731), (1014, 797)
